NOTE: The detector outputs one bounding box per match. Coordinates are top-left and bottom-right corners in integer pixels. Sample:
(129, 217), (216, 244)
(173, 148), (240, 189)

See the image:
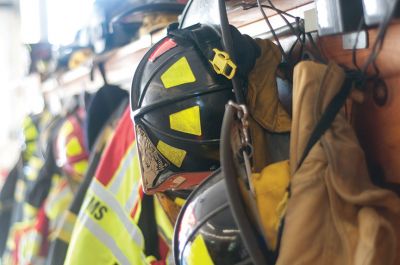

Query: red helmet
(54, 108), (89, 184)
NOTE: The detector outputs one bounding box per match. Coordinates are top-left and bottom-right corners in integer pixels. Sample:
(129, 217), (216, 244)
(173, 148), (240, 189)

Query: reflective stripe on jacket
(65, 108), (174, 265)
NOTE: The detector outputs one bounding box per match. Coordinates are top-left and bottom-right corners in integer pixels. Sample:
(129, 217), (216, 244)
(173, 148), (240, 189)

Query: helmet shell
(131, 24), (234, 193)
(173, 170), (251, 265)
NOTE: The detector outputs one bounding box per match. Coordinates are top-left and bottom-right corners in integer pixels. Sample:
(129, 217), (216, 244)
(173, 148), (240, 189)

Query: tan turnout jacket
(277, 61), (400, 265)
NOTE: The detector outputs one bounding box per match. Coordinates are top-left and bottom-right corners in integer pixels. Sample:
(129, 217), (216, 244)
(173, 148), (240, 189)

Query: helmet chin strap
(221, 102), (271, 265)
(218, 1), (271, 265)
(217, 0), (246, 105)
(176, 1), (271, 263)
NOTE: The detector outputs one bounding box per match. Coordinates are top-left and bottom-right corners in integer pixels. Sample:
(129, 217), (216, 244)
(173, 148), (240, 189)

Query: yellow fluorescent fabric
(169, 106), (202, 136)
(185, 234), (214, 265)
(157, 140), (187, 168)
(110, 144), (140, 206)
(251, 160), (290, 250)
(65, 220), (125, 265)
(65, 185), (146, 265)
(53, 211), (77, 243)
(45, 179), (73, 221)
(154, 197), (174, 243)
(23, 118), (38, 140)
(29, 156), (44, 170)
(15, 179), (26, 202)
(23, 203), (38, 221)
(60, 121), (74, 137)
(25, 157), (44, 181)
(73, 160), (88, 176)
(174, 197), (186, 207)
(160, 57), (196, 88)
(66, 137), (83, 157)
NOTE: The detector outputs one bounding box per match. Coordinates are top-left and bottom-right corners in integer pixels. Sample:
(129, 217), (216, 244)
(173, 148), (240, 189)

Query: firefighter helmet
(54, 108), (89, 186)
(173, 169), (253, 265)
(131, 23), (235, 194)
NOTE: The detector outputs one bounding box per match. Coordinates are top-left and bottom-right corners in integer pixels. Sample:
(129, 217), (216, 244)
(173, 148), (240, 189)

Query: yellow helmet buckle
(209, 48), (237, 79)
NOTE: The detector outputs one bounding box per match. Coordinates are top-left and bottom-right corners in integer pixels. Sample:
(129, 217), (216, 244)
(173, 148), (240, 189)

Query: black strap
(90, 62), (108, 85)
(296, 76), (353, 170)
(138, 194), (160, 260)
(168, 24), (221, 66)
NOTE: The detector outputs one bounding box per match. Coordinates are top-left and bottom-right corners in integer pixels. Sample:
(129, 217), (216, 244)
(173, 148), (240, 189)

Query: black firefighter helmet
(173, 169), (253, 265)
(131, 23), (240, 194)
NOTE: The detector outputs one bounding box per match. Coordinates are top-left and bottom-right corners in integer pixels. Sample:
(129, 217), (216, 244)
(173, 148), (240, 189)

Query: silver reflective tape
(90, 180), (144, 248)
(83, 214), (131, 265)
(124, 180), (140, 214)
(109, 144), (138, 194)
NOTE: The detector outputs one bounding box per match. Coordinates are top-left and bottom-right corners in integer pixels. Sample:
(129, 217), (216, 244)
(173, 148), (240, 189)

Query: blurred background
(0, 0), (185, 177)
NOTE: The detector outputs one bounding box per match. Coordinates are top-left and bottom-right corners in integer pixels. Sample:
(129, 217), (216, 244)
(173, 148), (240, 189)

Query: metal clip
(228, 101), (251, 152)
(228, 101), (255, 195)
(209, 48), (237, 79)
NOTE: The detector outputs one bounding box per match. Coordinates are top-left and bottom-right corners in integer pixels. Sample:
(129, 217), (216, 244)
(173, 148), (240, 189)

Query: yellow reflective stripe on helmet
(185, 234), (214, 265)
(160, 56), (196, 88)
(157, 140), (186, 168)
(169, 106), (202, 136)
(66, 137), (83, 157)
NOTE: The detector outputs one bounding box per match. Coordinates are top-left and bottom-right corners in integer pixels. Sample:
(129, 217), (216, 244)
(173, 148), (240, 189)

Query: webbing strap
(296, 77), (353, 170)
(138, 195), (159, 259)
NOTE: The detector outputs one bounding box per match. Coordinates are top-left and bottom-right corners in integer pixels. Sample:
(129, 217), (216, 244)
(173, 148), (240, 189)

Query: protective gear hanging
(54, 108), (89, 191)
(131, 23), (235, 194)
(131, 22), (261, 194)
(64, 108), (174, 265)
(174, 170), (253, 265)
(277, 61), (400, 265)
